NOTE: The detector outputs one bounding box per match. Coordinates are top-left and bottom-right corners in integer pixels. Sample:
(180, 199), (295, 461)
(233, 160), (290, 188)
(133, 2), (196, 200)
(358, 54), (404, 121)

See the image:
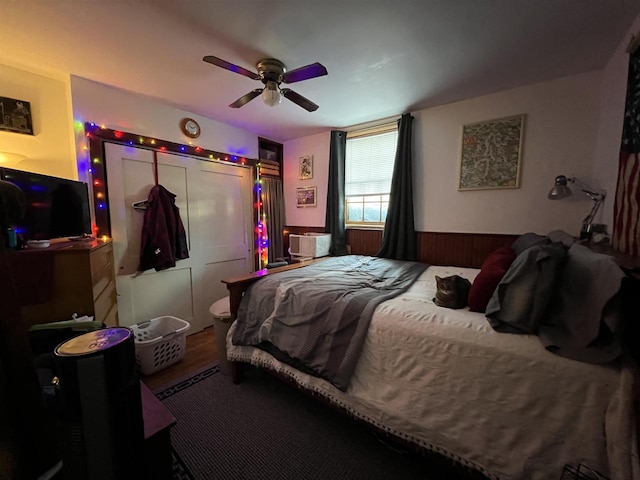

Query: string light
(83, 121), (260, 266)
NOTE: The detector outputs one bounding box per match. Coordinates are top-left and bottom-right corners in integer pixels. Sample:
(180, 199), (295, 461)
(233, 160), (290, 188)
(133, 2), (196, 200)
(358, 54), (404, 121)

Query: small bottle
(6, 228), (17, 248)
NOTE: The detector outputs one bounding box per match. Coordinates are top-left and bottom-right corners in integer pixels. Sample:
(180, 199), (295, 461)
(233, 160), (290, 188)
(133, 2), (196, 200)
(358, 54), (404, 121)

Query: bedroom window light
(345, 124), (397, 226)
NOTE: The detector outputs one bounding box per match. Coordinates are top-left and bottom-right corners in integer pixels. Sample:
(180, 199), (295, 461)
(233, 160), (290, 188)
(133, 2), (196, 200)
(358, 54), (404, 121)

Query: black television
(0, 167), (92, 241)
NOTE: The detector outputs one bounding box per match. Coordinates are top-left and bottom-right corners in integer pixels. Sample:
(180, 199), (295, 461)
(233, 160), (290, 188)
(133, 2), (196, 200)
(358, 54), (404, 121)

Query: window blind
(345, 130), (398, 196)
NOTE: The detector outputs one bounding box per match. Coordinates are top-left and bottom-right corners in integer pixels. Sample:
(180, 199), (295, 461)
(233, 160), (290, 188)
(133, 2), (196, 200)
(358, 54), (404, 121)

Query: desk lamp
(548, 175), (605, 240)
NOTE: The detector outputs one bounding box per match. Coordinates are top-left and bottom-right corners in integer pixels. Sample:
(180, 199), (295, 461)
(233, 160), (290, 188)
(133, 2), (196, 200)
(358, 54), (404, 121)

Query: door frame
(84, 123), (261, 270)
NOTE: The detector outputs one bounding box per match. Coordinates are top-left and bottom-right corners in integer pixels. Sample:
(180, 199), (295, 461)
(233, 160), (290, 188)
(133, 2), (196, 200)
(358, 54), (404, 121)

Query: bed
(223, 247), (639, 480)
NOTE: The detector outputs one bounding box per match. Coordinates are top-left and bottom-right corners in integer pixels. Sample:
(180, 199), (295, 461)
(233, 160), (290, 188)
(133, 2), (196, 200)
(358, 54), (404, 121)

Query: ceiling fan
(203, 55), (328, 112)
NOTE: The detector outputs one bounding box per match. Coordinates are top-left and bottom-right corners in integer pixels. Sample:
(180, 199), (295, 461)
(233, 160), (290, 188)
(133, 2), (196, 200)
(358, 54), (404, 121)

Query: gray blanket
(232, 255), (428, 390)
(539, 243), (626, 363)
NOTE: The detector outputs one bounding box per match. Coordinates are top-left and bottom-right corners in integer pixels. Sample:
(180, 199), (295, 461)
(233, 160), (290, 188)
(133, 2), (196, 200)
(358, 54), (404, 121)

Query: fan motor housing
(257, 58), (286, 84)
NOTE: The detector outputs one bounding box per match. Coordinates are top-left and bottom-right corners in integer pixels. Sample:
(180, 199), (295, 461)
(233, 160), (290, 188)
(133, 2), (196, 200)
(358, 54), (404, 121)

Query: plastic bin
(131, 316), (190, 375)
(209, 297), (233, 375)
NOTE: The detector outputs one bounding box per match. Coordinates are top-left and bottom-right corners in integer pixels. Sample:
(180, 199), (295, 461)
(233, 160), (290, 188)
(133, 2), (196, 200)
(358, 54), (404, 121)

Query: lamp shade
(262, 81), (282, 107)
(548, 175), (572, 200)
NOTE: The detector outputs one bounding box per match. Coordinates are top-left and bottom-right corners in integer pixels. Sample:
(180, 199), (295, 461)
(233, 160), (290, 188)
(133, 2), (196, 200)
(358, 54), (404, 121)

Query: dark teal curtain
(262, 177), (285, 262)
(376, 113), (416, 260)
(324, 130), (348, 256)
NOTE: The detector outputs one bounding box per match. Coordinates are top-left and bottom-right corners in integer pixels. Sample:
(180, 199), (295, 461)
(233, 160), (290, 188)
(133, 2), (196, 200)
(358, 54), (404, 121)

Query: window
(345, 124), (397, 225)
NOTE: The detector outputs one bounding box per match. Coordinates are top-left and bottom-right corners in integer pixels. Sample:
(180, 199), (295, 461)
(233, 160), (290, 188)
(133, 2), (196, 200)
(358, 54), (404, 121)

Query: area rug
(154, 363), (486, 480)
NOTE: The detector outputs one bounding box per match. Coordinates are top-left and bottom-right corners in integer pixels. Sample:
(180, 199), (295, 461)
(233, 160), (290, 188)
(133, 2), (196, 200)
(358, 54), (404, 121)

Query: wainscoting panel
(283, 226), (518, 268)
(417, 232), (518, 268)
(346, 229), (383, 256)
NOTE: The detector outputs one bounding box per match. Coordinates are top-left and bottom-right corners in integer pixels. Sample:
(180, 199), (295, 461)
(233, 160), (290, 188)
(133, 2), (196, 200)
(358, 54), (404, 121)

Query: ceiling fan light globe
(262, 87), (282, 107)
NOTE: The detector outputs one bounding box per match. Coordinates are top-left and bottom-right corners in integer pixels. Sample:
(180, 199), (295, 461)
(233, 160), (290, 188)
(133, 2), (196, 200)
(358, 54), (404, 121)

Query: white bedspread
(227, 266), (639, 480)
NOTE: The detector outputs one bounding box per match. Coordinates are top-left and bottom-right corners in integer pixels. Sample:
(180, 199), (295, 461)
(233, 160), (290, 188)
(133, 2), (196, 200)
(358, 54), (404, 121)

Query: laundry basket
(131, 316), (190, 375)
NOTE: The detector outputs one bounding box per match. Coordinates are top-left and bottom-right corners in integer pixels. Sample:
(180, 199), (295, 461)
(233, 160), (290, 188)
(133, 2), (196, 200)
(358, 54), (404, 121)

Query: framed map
(458, 114), (525, 191)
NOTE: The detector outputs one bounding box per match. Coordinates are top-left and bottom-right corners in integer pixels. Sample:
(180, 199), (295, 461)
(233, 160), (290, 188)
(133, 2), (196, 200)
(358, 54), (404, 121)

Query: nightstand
(141, 382), (176, 480)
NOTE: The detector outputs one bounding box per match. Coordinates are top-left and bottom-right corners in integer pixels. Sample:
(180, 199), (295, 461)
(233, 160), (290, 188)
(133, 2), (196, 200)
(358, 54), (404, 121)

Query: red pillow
(468, 244), (517, 313)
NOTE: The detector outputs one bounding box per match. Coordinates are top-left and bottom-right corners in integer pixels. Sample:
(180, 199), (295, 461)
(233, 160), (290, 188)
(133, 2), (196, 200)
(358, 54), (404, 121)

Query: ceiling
(1, 1), (639, 143)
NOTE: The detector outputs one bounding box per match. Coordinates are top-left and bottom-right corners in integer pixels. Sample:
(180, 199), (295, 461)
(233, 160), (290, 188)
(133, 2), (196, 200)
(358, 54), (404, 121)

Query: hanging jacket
(138, 184), (189, 272)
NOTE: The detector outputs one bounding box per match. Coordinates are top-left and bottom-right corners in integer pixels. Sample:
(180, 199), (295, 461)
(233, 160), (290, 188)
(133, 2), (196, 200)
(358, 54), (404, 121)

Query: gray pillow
(486, 242), (568, 334)
(511, 232), (549, 256)
(547, 229), (576, 247)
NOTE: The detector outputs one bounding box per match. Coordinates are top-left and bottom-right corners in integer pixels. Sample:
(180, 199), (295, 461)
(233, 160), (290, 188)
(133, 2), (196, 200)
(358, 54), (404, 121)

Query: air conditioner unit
(289, 233), (331, 258)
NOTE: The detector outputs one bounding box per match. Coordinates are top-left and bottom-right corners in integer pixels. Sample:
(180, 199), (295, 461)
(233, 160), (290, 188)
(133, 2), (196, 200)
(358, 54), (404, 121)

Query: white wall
(283, 132), (331, 226)
(592, 16), (640, 228)
(0, 63), (76, 178)
(70, 76), (259, 182)
(285, 71), (604, 237)
(0, 65), (261, 183)
(414, 71), (602, 236)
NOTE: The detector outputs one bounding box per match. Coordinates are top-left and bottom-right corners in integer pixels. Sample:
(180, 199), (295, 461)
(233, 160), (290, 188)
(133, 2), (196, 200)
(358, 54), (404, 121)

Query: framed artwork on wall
(0, 96), (33, 135)
(299, 155), (313, 180)
(296, 186), (317, 207)
(458, 114), (525, 191)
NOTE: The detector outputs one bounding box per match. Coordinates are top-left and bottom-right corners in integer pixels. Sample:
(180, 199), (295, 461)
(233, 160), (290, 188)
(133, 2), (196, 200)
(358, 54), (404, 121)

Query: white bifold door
(105, 143), (254, 333)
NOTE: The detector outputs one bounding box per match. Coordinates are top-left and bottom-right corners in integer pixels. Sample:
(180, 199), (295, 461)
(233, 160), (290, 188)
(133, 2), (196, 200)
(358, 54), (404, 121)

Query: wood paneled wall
(417, 232), (518, 268)
(283, 226), (518, 268)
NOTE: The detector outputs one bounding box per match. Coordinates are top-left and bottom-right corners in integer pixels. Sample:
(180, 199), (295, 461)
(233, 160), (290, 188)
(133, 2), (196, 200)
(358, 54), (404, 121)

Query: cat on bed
(433, 275), (471, 309)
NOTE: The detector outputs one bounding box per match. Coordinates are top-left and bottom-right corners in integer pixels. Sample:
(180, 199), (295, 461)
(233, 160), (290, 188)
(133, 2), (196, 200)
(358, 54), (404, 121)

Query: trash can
(209, 296), (233, 375)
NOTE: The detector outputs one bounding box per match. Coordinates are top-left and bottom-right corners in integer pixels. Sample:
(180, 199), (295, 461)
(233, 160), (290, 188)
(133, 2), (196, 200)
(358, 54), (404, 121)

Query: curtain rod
(344, 115), (400, 132)
(344, 115), (401, 139)
(627, 33), (640, 54)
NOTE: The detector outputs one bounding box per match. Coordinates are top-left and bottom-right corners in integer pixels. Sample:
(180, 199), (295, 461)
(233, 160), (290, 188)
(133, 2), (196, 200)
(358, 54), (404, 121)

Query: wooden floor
(141, 326), (220, 390)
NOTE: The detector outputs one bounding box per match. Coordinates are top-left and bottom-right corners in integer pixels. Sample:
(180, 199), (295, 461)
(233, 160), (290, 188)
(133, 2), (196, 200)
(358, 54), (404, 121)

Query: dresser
(10, 239), (118, 327)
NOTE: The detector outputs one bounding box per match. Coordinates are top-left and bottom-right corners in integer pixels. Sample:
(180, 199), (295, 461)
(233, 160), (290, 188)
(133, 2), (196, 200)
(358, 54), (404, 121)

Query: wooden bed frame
(221, 230), (640, 478)
(222, 231), (519, 384)
(224, 231), (519, 317)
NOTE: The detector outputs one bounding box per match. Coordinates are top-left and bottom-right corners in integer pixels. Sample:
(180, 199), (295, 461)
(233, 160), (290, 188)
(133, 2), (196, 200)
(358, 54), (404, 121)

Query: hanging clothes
(138, 184), (189, 272)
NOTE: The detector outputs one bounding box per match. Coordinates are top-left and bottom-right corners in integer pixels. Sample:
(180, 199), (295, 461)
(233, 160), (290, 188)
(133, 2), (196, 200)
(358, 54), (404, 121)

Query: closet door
(105, 143), (253, 333)
(189, 158), (253, 325)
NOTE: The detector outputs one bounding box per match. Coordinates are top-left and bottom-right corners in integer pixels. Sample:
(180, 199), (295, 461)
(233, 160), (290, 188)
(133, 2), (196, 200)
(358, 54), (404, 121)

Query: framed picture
(296, 186), (317, 208)
(458, 114), (525, 191)
(299, 155), (313, 180)
(0, 96), (33, 135)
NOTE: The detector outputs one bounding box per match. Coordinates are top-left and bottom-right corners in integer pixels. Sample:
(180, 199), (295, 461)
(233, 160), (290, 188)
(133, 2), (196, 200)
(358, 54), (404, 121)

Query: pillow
(546, 229), (576, 247)
(468, 244), (517, 312)
(511, 232), (549, 256)
(485, 242), (568, 334)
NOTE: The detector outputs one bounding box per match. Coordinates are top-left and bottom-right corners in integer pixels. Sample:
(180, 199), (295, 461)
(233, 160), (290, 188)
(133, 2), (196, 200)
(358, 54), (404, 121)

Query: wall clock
(180, 118), (201, 138)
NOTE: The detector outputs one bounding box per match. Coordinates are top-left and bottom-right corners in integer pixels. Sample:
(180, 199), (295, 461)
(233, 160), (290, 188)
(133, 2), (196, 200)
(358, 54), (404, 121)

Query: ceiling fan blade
(282, 62), (328, 83)
(203, 55), (261, 81)
(281, 88), (319, 112)
(229, 89), (263, 108)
